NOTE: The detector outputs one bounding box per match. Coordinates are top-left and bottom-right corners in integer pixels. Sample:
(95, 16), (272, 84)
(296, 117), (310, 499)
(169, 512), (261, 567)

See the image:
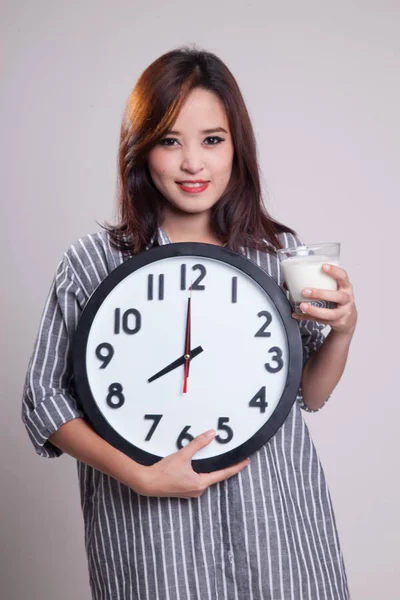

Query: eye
(159, 136), (225, 147)
(159, 138), (179, 147)
(204, 136), (224, 145)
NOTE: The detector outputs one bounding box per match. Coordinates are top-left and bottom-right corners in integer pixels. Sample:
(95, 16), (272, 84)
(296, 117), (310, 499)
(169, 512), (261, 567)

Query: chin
(166, 196), (220, 215)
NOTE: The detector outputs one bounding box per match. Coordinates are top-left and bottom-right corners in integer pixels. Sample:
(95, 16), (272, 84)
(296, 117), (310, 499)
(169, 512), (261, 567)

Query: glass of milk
(277, 242), (340, 315)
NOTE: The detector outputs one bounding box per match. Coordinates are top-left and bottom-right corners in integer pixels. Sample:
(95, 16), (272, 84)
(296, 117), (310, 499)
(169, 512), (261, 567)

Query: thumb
(180, 429), (216, 459)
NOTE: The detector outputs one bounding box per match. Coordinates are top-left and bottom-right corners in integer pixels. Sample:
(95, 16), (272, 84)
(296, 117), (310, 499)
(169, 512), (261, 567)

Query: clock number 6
(177, 426), (195, 449)
(265, 346), (284, 373)
(106, 383), (125, 409)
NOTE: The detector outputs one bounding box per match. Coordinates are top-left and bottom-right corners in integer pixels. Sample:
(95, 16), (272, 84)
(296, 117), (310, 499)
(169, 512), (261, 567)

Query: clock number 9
(106, 383), (125, 409)
(265, 346), (284, 373)
(96, 343), (114, 369)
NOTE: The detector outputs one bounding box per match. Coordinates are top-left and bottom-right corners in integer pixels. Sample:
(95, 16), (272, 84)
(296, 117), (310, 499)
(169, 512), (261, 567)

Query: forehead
(172, 88), (229, 131)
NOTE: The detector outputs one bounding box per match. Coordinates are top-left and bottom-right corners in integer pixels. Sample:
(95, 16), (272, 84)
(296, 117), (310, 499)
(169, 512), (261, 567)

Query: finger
(322, 264), (350, 287)
(179, 429), (216, 458)
(294, 302), (343, 321)
(203, 458), (251, 486)
(301, 288), (350, 305)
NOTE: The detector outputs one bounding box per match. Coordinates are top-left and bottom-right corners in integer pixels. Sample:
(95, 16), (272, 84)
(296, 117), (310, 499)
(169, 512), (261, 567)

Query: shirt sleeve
(21, 256), (86, 457)
(279, 232), (332, 413)
(295, 319), (331, 413)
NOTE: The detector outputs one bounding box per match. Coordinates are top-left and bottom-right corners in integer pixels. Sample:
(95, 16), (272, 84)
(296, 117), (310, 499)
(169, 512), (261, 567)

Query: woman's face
(147, 88), (235, 216)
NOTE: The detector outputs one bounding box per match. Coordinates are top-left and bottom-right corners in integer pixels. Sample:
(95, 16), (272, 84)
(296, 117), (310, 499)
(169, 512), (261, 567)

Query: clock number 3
(265, 346), (284, 373)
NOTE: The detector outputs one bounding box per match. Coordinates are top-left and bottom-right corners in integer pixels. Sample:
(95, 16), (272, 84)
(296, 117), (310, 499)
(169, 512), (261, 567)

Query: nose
(180, 145), (205, 174)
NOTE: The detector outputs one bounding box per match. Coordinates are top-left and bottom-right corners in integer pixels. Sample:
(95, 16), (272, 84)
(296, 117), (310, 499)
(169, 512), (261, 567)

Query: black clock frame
(72, 242), (303, 473)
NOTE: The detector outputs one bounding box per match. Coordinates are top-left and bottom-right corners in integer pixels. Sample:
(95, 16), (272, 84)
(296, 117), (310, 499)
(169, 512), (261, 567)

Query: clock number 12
(180, 264), (207, 290)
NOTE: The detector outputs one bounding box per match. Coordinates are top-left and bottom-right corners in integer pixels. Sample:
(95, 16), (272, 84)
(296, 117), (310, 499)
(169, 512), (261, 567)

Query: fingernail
(300, 303), (308, 312)
(303, 288), (312, 296)
(323, 264), (331, 271)
(205, 429), (216, 439)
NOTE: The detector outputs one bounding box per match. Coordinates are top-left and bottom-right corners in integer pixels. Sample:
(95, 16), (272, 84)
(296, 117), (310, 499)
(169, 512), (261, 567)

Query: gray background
(2, 1), (399, 598)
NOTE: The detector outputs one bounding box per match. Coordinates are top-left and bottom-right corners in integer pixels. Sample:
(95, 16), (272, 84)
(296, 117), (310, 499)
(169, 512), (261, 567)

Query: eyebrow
(166, 127), (228, 135)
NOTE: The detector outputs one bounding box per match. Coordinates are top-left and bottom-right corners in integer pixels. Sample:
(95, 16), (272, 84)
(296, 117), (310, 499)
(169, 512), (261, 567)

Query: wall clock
(72, 243), (303, 473)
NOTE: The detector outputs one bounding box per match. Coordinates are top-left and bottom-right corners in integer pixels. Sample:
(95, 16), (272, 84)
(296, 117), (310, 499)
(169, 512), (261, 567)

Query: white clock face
(83, 253), (292, 462)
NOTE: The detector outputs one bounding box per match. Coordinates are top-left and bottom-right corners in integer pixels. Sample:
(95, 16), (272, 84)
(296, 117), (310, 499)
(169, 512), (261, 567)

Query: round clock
(72, 242), (303, 473)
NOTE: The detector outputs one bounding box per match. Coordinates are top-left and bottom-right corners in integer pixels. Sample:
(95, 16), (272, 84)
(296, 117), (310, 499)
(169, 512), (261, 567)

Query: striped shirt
(22, 227), (350, 600)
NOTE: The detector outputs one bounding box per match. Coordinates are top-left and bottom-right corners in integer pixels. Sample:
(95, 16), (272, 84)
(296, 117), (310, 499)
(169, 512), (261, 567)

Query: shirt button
(228, 551), (234, 563)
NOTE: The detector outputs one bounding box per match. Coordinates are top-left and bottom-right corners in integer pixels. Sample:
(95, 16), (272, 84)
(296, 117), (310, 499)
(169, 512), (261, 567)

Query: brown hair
(106, 45), (296, 254)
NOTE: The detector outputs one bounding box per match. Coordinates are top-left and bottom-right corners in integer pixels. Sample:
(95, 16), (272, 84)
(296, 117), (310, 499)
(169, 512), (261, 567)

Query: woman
(22, 46), (357, 599)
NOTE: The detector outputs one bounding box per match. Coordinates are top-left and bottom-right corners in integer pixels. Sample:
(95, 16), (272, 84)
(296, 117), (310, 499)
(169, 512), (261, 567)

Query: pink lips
(177, 182), (209, 193)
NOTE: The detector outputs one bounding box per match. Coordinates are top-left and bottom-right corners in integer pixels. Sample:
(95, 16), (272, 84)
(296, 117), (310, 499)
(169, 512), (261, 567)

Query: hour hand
(147, 346), (203, 383)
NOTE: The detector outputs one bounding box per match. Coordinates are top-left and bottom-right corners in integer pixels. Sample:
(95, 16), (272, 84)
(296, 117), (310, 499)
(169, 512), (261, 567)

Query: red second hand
(183, 286), (192, 394)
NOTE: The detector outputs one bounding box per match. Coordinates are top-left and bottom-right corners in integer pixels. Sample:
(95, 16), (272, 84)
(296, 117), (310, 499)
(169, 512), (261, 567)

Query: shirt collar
(157, 226), (172, 246)
(145, 226), (172, 250)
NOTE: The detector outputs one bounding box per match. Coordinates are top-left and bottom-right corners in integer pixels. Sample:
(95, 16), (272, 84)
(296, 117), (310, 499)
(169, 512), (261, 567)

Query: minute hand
(147, 346), (203, 383)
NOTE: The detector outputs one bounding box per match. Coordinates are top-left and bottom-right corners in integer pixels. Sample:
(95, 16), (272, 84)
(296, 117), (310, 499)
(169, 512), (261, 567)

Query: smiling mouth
(176, 181), (209, 187)
(176, 181), (210, 193)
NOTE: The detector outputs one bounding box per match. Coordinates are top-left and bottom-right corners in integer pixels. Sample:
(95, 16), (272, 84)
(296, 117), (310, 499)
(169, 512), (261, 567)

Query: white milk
(280, 255), (339, 302)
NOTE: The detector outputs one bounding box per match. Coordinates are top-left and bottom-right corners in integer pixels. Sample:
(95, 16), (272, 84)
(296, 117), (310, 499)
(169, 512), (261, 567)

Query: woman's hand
(291, 264), (358, 336)
(134, 429), (250, 499)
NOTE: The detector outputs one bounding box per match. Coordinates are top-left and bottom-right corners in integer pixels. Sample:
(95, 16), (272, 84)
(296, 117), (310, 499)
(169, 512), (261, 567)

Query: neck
(161, 208), (224, 246)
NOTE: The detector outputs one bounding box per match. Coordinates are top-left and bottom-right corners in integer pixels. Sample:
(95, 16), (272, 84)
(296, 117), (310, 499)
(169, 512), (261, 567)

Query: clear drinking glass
(277, 242), (340, 315)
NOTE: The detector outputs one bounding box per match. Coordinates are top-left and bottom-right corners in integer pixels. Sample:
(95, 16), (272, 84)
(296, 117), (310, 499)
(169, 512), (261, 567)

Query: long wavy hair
(106, 45), (295, 254)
